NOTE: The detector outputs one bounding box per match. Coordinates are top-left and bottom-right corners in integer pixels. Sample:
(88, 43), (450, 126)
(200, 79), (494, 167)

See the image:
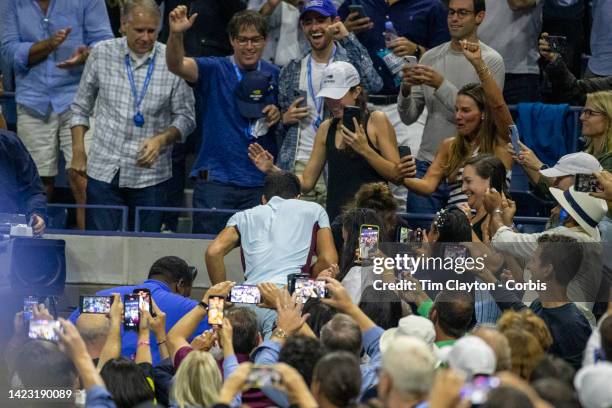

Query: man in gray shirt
(397, 0), (504, 217)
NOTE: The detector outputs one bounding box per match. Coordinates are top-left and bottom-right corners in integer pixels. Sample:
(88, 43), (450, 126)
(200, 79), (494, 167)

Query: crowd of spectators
(2, 0), (612, 407)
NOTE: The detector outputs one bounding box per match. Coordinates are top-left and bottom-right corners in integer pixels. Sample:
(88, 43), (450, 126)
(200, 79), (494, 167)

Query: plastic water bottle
(377, 20), (404, 86)
(384, 21), (399, 48)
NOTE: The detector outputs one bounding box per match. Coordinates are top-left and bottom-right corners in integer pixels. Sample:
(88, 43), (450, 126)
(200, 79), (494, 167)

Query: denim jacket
(276, 34), (383, 172)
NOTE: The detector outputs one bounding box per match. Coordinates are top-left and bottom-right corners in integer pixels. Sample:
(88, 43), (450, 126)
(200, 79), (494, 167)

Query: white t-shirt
(478, 0), (544, 74)
(227, 196), (330, 285)
(296, 59), (327, 162)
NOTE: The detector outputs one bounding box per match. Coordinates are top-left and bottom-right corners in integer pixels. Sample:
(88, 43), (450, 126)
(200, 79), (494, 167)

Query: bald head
(76, 314), (110, 359)
(472, 326), (512, 372)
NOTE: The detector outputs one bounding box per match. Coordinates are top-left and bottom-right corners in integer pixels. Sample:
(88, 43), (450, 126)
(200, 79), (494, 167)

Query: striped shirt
(71, 37), (196, 188)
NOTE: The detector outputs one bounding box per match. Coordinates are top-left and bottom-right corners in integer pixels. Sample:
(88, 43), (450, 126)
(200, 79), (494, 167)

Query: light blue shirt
(0, 0), (113, 116)
(227, 196), (330, 285)
(588, 0), (612, 75)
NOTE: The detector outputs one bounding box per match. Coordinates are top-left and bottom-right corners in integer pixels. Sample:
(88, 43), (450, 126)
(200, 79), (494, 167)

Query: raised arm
(461, 40), (512, 144)
(96, 294), (122, 371)
(402, 137), (451, 194)
(299, 121), (329, 192)
(166, 6), (199, 83)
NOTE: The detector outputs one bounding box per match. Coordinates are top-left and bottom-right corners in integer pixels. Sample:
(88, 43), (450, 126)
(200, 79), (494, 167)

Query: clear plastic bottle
(377, 20), (404, 86)
(384, 21), (399, 48)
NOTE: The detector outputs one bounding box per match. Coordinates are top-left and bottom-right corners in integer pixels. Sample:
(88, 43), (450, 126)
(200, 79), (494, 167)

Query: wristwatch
(271, 328), (287, 340)
(198, 301), (208, 311)
(539, 163), (549, 170)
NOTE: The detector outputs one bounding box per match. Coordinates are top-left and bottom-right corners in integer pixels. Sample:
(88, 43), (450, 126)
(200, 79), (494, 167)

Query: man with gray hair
(76, 314), (110, 364)
(377, 336), (437, 408)
(71, 0), (196, 232)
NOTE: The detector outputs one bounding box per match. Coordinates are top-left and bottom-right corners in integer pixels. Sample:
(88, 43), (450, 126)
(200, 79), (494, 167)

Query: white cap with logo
(540, 152), (602, 178)
(316, 61), (361, 100)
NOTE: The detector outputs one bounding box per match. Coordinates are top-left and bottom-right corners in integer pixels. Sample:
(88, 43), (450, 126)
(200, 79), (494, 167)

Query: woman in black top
(249, 61), (414, 220)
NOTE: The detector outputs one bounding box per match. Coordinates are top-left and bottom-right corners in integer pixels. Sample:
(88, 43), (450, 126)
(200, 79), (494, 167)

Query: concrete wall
(46, 233), (245, 288)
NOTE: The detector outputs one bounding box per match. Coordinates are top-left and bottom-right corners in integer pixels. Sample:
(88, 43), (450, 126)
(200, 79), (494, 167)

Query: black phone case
(342, 107), (362, 133)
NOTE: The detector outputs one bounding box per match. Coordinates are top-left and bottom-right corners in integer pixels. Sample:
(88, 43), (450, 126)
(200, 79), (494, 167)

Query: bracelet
(157, 339), (167, 346)
(476, 64), (491, 78)
(494, 209), (503, 214)
(198, 301), (208, 311)
(137, 340), (150, 347)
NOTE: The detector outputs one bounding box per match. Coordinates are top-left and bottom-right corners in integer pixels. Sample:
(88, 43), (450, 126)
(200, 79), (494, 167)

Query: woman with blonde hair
(400, 40), (513, 213)
(171, 351), (222, 408)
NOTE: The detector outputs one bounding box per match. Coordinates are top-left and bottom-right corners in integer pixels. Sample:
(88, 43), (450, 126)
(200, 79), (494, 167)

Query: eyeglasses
(581, 108), (607, 118)
(448, 8), (474, 17)
(234, 36), (265, 47)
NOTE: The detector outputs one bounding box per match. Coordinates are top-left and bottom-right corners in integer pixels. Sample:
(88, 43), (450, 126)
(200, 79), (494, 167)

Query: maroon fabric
(301, 222), (320, 276)
(173, 345), (194, 369)
(220, 354), (276, 408)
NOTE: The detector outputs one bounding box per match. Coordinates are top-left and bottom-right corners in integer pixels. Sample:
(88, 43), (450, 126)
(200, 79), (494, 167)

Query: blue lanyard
(307, 45), (336, 130)
(125, 53), (156, 117)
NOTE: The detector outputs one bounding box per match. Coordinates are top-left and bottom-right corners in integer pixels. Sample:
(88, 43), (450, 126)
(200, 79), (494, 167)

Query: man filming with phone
(276, 0), (383, 207)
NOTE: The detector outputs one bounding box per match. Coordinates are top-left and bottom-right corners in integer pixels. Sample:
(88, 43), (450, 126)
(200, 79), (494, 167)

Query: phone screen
(230, 285), (261, 304)
(29, 320), (60, 342)
(342, 106), (362, 133)
(245, 367), (282, 390)
(80, 295), (113, 314)
(574, 173), (602, 193)
(208, 296), (224, 326)
(444, 244), (468, 261)
(23, 296), (38, 323)
(123, 294), (140, 331)
(509, 125), (520, 154)
(398, 146), (412, 158)
(547, 35), (567, 54)
(460, 376), (501, 405)
(133, 289), (154, 316)
(359, 224), (380, 261)
(294, 278), (327, 303)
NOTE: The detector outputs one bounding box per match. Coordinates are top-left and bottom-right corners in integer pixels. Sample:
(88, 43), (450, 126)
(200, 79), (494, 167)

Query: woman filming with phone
(249, 61), (415, 220)
(399, 40), (513, 212)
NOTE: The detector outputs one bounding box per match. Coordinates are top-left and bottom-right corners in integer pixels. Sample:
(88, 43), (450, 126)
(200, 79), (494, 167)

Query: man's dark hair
(263, 171), (301, 200)
(15, 340), (76, 389)
(226, 307), (259, 354)
(147, 256), (193, 284)
(601, 315), (612, 362)
(227, 10), (268, 39)
(532, 379), (580, 408)
(359, 288), (402, 330)
(278, 334), (324, 386)
(482, 386), (534, 408)
(530, 355), (575, 386)
(100, 357), (155, 408)
(431, 290), (475, 338)
(313, 352), (362, 407)
(537, 235), (583, 286)
(303, 299), (337, 337)
(320, 314), (362, 356)
(445, 0), (486, 13)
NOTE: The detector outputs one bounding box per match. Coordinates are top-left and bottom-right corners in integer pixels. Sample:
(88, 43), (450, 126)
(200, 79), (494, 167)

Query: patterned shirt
(71, 37), (196, 188)
(276, 33), (383, 172)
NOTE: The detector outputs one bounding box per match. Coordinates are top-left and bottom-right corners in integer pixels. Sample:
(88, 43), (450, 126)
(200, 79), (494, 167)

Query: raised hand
(343, 12), (373, 34)
(282, 97), (309, 125)
(49, 27), (72, 51)
(460, 39), (483, 67)
(326, 21), (350, 41)
(57, 45), (89, 69)
(389, 37), (418, 57)
(248, 143), (275, 173)
(591, 171), (612, 201)
(538, 33), (558, 63)
(169, 5), (198, 34)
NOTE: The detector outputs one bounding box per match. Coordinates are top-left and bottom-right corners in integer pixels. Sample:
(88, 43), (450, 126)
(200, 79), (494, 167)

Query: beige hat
(380, 315), (436, 354)
(549, 186), (608, 240)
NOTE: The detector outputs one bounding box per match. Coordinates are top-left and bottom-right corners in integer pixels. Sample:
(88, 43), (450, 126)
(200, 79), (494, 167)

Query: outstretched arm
(166, 6), (199, 83)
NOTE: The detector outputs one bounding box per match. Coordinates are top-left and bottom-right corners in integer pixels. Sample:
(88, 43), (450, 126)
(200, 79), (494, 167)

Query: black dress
(325, 116), (386, 221)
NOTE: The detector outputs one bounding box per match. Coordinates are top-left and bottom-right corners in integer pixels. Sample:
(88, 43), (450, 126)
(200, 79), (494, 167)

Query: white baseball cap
(574, 362), (612, 408)
(549, 186), (608, 240)
(380, 315), (436, 353)
(447, 336), (497, 377)
(316, 61), (361, 100)
(540, 152), (602, 178)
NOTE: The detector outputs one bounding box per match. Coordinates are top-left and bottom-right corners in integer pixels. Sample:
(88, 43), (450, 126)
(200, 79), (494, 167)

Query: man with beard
(275, 0), (382, 206)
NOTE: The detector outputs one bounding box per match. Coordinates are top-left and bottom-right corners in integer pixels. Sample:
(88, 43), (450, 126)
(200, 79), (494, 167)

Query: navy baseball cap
(299, 0), (338, 19)
(235, 71), (276, 119)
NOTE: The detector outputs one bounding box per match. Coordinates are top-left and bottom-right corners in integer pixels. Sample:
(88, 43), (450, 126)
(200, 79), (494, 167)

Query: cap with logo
(540, 152), (603, 178)
(299, 0), (338, 19)
(235, 71), (276, 119)
(316, 61), (361, 100)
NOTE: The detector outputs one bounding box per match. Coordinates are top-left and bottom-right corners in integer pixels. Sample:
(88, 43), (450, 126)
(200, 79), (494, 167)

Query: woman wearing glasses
(513, 91), (612, 177)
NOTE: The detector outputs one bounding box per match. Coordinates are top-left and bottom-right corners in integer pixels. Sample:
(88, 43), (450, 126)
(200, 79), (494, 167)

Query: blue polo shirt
(190, 56), (279, 187)
(69, 279), (210, 365)
(338, 0), (450, 95)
